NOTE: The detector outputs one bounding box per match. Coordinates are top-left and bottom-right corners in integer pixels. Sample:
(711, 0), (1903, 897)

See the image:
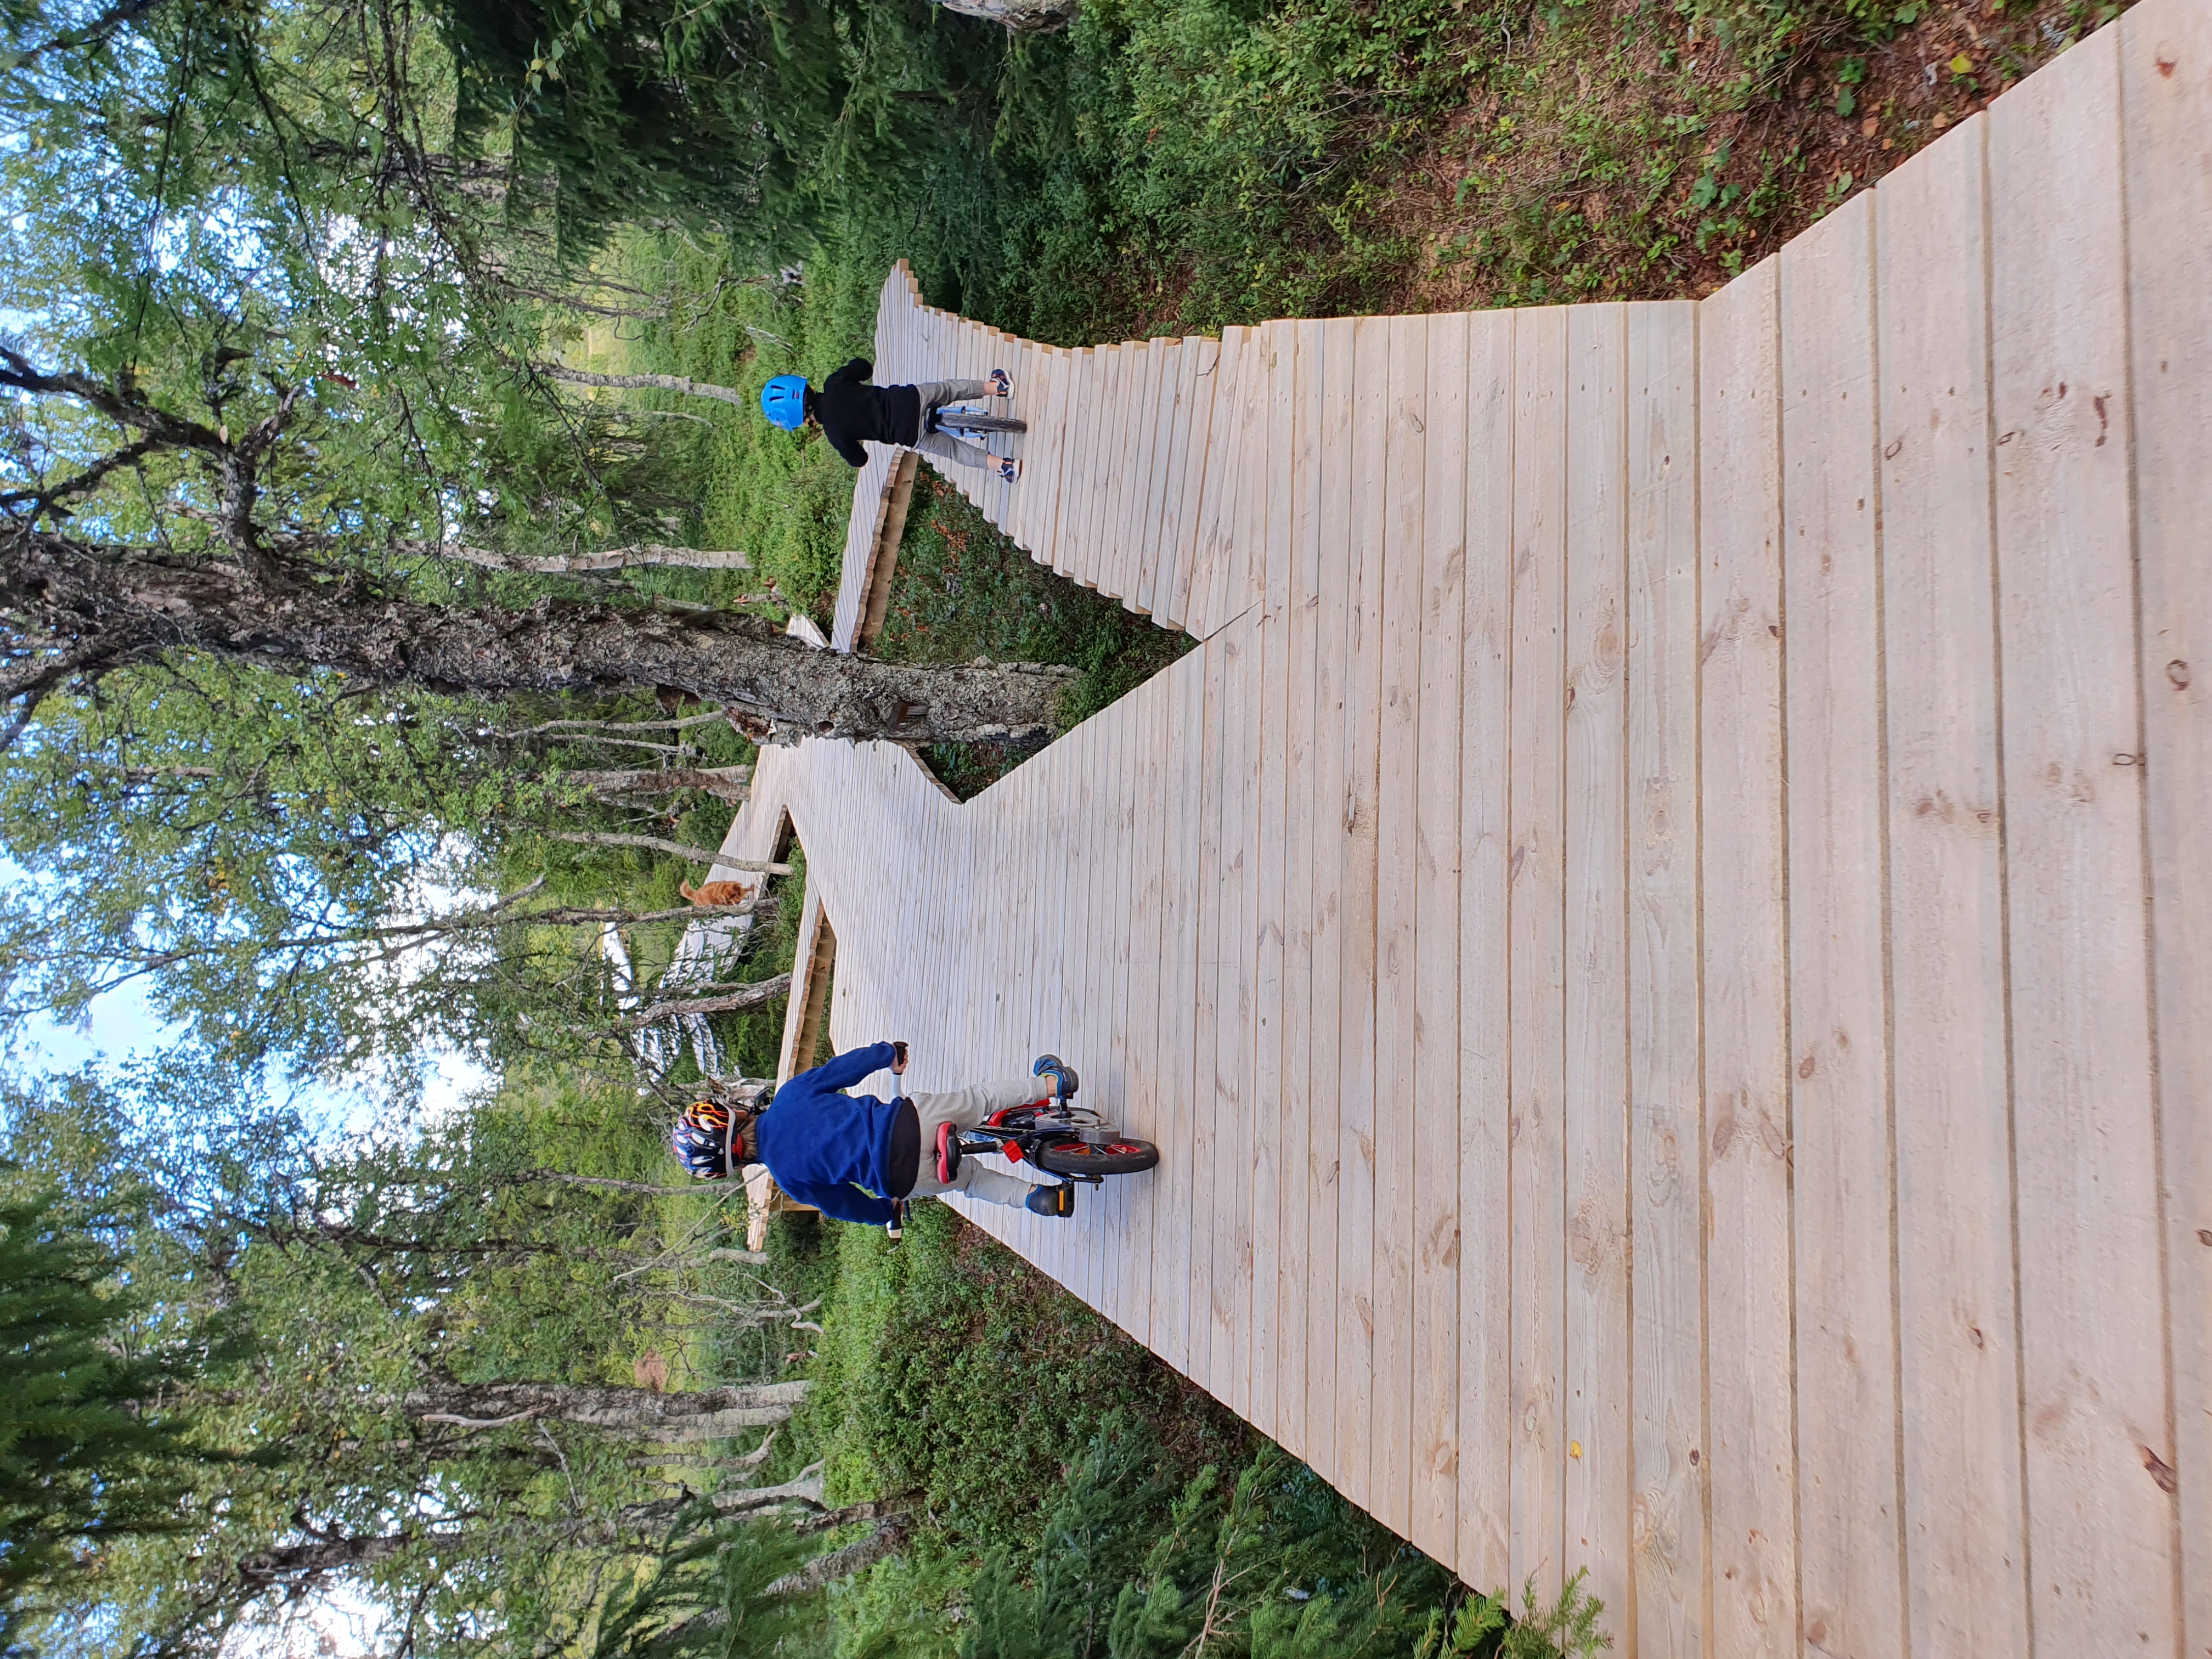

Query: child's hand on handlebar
(890, 1041), (909, 1074)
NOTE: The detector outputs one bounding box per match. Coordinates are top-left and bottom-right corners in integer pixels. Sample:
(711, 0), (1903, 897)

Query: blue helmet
(760, 375), (808, 431)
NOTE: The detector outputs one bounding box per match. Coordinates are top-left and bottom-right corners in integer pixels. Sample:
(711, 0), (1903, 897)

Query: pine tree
(956, 1414), (1614, 1659)
(0, 1183), (212, 1645)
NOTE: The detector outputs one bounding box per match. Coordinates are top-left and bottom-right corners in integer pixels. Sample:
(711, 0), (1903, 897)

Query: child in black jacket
(765, 360), (1020, 482)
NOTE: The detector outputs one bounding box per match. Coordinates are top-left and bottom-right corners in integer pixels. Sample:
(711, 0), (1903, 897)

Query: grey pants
(911, 378), (995, 473)
(904, 1073), (1050, 1209)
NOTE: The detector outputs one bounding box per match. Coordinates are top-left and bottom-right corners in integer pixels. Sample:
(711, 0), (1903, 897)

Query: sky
(13, 951), (490, 1132)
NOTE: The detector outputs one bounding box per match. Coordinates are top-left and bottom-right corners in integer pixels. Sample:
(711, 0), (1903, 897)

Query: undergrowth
(872, 475), (1198, 797)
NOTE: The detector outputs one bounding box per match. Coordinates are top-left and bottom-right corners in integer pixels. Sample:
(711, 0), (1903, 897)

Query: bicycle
(927, 405), (1027, 442)
(885, 1052), (1158, 1236)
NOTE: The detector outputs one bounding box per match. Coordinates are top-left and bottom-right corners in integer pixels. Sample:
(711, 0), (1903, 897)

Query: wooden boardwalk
(729, 7), (2212, 1651)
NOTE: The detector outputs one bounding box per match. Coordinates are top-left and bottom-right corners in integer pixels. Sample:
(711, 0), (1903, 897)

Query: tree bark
(402, 1379), (809, 1432)
(1, 531), (1071, 745)
(562, 765), (752, 803)
(763, 1518), (908, 1595)
(413, 540), (753, 575)
(531, 363), (751, 408)
(613, 975), (789, 1030)
(935, 0), (1077, 29)
(548, 830), (792, 874)
(236, 1530), (411, 1590)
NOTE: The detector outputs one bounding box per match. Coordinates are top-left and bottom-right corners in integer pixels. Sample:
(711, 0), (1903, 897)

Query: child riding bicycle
(760, 360), (1023, 484)
(671, 1041), (1079, 1223)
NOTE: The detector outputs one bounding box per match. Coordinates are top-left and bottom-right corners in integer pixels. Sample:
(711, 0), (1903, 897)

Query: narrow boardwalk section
(736, 6), (2210, 1651)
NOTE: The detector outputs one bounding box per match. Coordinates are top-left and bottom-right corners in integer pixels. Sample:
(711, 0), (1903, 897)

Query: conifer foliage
(958, 1417), (1611, 1659)
(0, 1184), (217, 1643)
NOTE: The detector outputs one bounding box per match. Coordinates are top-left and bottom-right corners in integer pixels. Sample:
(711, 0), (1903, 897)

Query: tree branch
(0, 436), (163, 517)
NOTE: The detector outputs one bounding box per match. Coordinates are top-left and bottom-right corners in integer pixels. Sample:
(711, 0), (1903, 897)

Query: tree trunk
(3, 533), (1072, 745)
(236, 1530), (411, 1590)
(402, 1379), (809, 1432)
(763, 1518), (909, 1595)
(531, 363), (750, 408)
(563, 765), (752, 803)
(613, 975), (789, 1030)
(416, 540), (753, 575)
(936, 0), (1077, 29)
(548, 829), (792, 874)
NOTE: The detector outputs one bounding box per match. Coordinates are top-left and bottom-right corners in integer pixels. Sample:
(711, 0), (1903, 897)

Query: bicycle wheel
(1034, 1136), (1159, 1177)
(938, 411), (1026, 435)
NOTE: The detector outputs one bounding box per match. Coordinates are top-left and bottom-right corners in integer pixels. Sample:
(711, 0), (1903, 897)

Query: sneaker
(995, 455), (1022, 484)
(935, 1121), (962, 1185)
(1025, 1182), (1076, 1218)
(988, 368), (1013, 398)
(1032, 1054), (1079, 1101)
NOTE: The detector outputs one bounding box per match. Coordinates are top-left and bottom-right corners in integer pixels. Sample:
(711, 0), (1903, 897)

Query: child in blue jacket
(672, 1041), (1075, 1221)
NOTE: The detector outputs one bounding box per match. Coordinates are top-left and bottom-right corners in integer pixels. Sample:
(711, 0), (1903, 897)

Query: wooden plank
(1120, 665), (1172, 1350)
(1141, 340), (1194, 619)
(1007, 346), (1052, 554)
(1011, 340), (1048, 546)
(1108, 342), (1164, 602)
(1054, 349), (1093, 578)
(2122, 6), (2212, 1651)
(1053, 716), (1089, 1295)
(1195, 329), (1248, 637)
(1779, 190), (1904, 1655)
(1142, 341), (1199, 622)
(1222, 328), (1269, 629)
(1109, 696), (1144, 1323)
(1186, 624), (1230, 1391)
(1169, 337), (1224, 632)
(1457, 308), (1516, 1591)
(1002, 340), (1033, 548)
(1562, 301), (1631, 1617)
(1988, 28), (2174, 1649)
(1877, 119), (2025, 1659)
(983, 328), (1015, 528)
(1080, 344), (1123, 586)
(1508, 304), (1568, 1601)
(1035, 346), (1073, 563)
(1333, 312), (1387, 1511)
(1698, 255), (1797, 1657)
(1274, 317), (1323, 1465)
(1412, 308), (1466, 1563)
(1215, 613), (1260, 1419)
(1086, 705), (1122, 1314)
(1370, 312), (1427, 1540)
(1155, 643), (1206, 1375)
(1304, 317), (1356, 1494)
(1246, 328), (1293, 1442)
(1624, 298), (1707, 1659)
(1114, 341), (1163, 599)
